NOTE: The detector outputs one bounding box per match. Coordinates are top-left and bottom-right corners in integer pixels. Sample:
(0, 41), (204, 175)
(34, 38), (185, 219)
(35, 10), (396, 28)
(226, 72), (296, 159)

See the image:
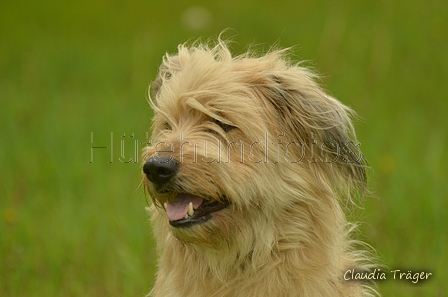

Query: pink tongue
(166, 194), (204, 221)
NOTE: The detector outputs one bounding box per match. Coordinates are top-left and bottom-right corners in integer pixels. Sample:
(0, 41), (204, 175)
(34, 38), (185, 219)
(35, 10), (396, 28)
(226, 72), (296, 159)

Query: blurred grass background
(1, 0), (447, 296)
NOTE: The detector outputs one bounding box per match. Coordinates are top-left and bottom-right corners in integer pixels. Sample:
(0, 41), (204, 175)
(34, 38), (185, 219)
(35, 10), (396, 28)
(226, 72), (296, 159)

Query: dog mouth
(164, 193), (229, 228)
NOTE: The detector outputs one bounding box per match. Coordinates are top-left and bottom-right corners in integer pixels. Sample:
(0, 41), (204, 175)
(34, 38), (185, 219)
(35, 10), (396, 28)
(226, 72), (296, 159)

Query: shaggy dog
(142, 40), (377, 297)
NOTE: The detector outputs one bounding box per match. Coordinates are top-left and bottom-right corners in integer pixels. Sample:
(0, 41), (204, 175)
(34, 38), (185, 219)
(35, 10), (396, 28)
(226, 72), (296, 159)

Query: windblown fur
(142, 40), (378, 297)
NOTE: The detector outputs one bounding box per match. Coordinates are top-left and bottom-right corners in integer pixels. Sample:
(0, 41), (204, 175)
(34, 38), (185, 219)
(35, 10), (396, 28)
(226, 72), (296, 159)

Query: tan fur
(142, 40), (378, 297)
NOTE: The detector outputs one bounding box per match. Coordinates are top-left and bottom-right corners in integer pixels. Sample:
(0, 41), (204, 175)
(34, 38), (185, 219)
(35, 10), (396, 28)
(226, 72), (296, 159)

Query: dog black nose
(143, 156), (178, 186)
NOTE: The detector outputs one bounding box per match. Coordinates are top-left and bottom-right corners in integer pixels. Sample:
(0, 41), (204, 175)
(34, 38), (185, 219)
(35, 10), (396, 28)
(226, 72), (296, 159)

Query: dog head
(142, 41), (367, 247)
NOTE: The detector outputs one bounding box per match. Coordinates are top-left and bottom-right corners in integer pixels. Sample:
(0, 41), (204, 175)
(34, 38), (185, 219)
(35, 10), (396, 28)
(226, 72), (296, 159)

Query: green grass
(1, 0), (447, 296)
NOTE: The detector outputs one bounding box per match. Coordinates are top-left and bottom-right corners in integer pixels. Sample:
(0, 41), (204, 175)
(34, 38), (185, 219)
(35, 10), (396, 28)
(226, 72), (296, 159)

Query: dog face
(142, 42), (367, 247)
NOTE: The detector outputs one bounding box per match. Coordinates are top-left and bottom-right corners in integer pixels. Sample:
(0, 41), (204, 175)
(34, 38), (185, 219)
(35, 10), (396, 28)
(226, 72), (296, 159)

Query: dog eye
(211, 119), (235, 133)
(163, 122), (171, 130)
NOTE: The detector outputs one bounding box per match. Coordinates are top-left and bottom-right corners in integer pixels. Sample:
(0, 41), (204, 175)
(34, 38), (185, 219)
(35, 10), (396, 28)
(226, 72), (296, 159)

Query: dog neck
(148, 202), (370, 297)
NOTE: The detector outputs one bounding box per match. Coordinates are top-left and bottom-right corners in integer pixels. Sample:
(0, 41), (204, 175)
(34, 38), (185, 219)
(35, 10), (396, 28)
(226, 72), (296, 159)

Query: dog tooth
(163, 203), (167, 209)
(184, 213), (189, 219)
(188, 202), (194, 216)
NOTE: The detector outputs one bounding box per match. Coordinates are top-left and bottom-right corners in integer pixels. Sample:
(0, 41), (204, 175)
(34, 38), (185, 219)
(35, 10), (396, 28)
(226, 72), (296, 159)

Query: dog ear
(149, 71), (165, 100)
(150, 59), (175, 101)
(262, 72), (368, 198)
(150, 49), (187, 101)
